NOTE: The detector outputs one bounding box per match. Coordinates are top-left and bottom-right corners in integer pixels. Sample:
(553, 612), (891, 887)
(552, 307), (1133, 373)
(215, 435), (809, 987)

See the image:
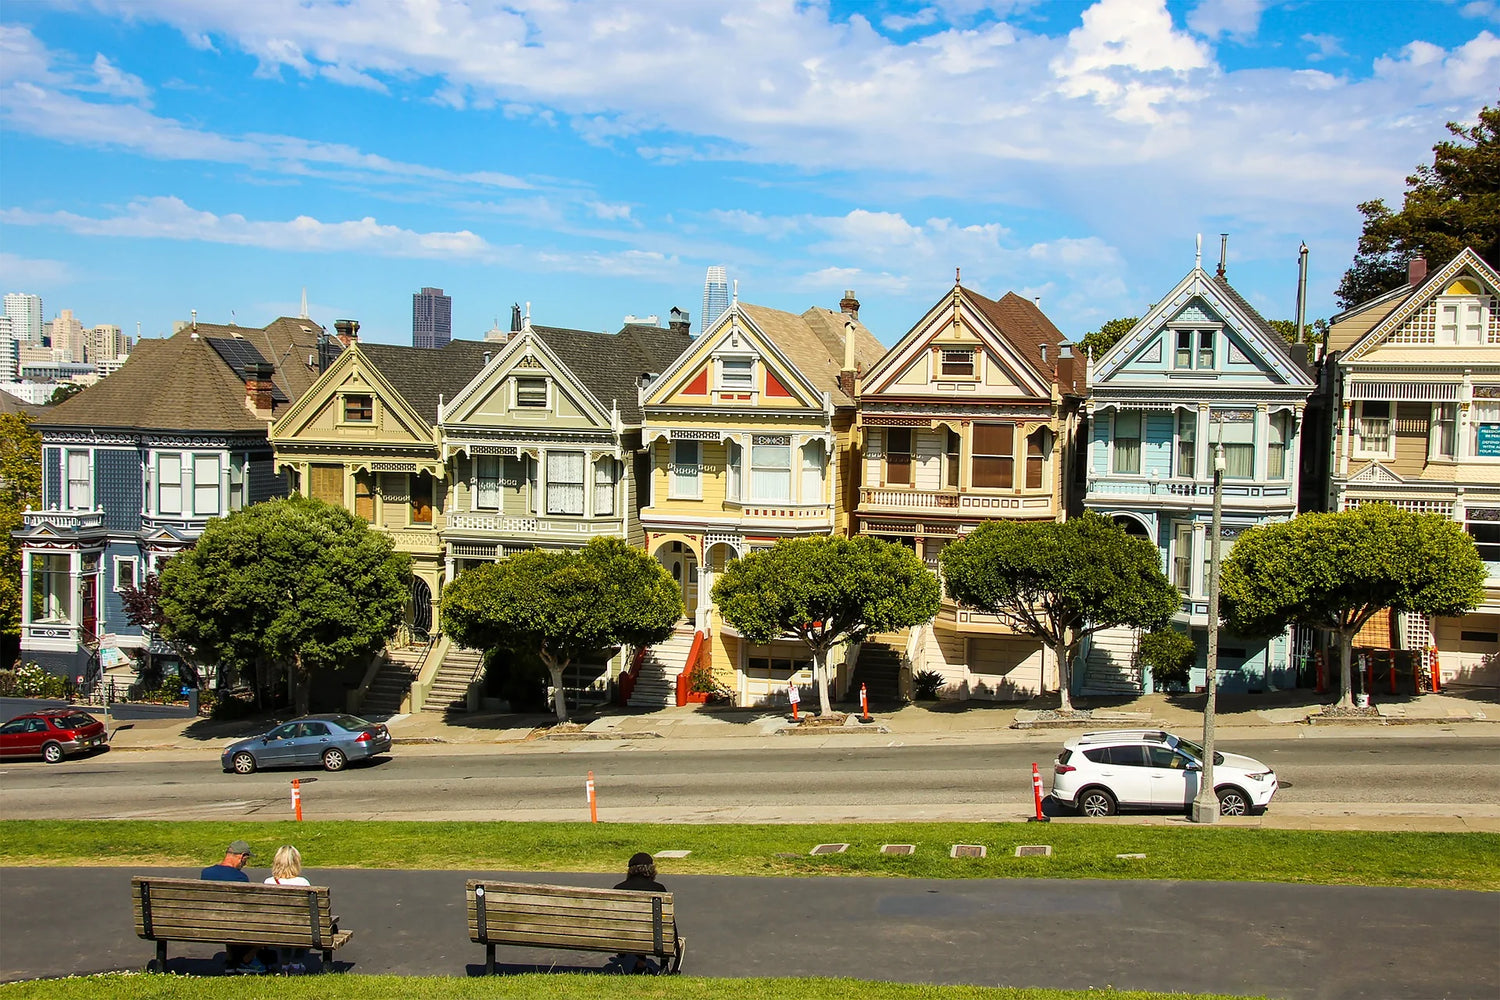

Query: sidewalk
(95, 687), (1498, 756)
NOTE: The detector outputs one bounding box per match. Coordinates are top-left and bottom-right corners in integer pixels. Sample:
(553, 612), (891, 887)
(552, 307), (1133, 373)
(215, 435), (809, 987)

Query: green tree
(157, 495), (411, 716)
(441, 536), (680, 724)
(1139, 628), (1196, 690)
(0, 413), (42, 659)
(1076, 317), (1138, 361)
(1220, 505), (1486, 709)
(711, 536), (940, 717)
(48, 384), (84, 405)
(940, 513), (1179, 713)
(1267, 318), (1329, 345)
(1336, 104), (1500, 309)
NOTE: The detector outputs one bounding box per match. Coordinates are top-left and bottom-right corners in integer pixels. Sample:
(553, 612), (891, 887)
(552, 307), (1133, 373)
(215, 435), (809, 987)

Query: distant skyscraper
(412, 286), (452, 349)
(3, 293), (44, 344)
(701, 266), (729, 333)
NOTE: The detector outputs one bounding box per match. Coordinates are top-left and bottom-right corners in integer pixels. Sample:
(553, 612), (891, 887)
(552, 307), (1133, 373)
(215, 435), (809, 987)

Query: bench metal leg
(323, 948), (334, 970)
(486, 943), (495, 976)
(146, 940), (167, 973)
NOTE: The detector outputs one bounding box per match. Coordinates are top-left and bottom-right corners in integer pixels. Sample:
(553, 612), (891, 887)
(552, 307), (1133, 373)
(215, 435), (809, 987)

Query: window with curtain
(1173, 523), (1193, 593)
(29, 553), (71, 622)
(410, 473), (433, 523)
(228, 454), (246, 511)
(1112, 412), (1141, 475)
(547, 452), (584, 515)
(1267, 412), (1291, 479)
(1175, 330), (1193, 368)
(594, 458), (616, 516)
(158, 454), (183, 515)
(475, 455), (501, 509)
(1356, 400), (1392, 456)
(945, 429), (960, 488)
(671, 441), (700, 498)
(1472, 401), (1500, 457)
(1197, 329), (1214, 369)
(193, 454), (221, 515)
(885, 428), (912, 486)
(1025, 429), (1046, 489)
(752, 436), (791, 501)
(1430, 403), (1457, 459)
(1176, 410), (1197, 478)
(973, 423), (1014, 488)
(526, 456), (539, 513)
(309, 463), (342, 505)
(801, 441), (825, 503)
(66, 451), (90, 510)
(1217, 410), (1256, 479)
(726, 440), (742, 501)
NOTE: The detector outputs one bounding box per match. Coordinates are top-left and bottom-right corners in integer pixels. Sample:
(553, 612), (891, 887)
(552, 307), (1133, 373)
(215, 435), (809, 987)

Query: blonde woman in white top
(264, 846), (311, 973)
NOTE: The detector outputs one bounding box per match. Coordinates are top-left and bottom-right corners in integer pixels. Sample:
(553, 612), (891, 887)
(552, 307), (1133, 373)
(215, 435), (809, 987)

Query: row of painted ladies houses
(16, 247), (1499, 711)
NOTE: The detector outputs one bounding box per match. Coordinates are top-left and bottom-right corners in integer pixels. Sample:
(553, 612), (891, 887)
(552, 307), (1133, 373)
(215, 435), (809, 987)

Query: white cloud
(1301, 33), (1347, 62)
(1186, 0), (1268, 41)
(1052, 0), (1212, 120)
(882, 8), (940, 33)
(0, 252), (73, 287)
(88, 53), (151, 102)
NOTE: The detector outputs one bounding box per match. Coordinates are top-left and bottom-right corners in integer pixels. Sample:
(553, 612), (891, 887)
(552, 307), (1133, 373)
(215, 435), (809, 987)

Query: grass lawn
(1, 820), (1495, 890)
(0, 974), (1261, 1000)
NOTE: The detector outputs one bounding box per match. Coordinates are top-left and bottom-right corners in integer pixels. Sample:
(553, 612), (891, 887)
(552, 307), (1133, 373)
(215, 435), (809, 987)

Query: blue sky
(2, 0), (1497, 347)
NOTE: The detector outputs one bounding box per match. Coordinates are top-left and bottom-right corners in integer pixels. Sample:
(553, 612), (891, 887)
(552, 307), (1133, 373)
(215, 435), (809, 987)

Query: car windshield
(52, 714), (97, 729)
(328, 715), (372, 732)
(1171, 737), (1223, 766)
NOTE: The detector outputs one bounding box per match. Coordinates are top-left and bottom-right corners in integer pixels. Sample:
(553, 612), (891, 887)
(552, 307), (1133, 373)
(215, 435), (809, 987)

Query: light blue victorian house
(1080, 248), (1317, 694)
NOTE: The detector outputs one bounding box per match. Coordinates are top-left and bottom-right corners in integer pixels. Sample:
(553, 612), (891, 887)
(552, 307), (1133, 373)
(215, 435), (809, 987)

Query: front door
(410, 578), (433, 636)
(682, 553), (699, 620)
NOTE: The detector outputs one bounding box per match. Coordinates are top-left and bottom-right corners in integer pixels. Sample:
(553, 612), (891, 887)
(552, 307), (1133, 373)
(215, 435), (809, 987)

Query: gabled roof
(963, 288), (1067, 382)
(1343, 247), (1500, 362)
(357, 340), (495, 423)
(739, 303), (878, 406)
(0, 390), (45, 418)
(528, 322), (693, 422)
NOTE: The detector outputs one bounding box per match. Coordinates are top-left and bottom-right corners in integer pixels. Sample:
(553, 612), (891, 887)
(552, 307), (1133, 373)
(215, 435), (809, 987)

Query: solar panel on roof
(204, 336), (289, 403)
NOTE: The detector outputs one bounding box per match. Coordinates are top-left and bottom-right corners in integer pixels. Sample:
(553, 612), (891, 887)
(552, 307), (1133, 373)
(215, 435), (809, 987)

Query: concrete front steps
(360, 647), (423, 717)
(629, 626), (697, 707)
(848, 640), (903, 704)
(420, 646), (486, 713)
(1080, 626), (1144, 695)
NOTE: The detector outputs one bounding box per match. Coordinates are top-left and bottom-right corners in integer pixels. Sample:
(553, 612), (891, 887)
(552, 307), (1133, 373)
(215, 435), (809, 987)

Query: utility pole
(1191, 427), (1226, 824)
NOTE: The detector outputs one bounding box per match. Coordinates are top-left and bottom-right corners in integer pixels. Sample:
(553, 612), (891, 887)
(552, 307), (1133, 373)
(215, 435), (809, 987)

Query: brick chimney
(334, 318), (360, 347)
(1408, 257), (1428, 286)
(669, 306), (691, 337)
(246, 362), (275, 418)
(839, 289), (860, 319)
(1056, 342), (1083, 395)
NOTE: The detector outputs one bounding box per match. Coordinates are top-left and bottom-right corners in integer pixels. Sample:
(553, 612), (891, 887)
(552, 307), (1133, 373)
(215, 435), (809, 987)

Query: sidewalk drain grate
(810, 843), (849, 856)
(1015, 845), (1052, 857)
(654, 850), (691, 859)
(1116, 853), (1147, 859)
(950, 844), (986, 859)
(881, 844), (915, 856)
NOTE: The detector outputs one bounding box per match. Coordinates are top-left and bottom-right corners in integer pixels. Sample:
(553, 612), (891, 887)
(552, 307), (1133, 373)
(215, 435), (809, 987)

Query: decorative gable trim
(683, 369), (708, 395)
(1345, 248), (1500, 361)
(1349, 463), (1404, 485)
(766, 370), (793, 397)
(643, 303), (827, 412)
(271, 344), (435, 446)
(438, 330), (612, 428)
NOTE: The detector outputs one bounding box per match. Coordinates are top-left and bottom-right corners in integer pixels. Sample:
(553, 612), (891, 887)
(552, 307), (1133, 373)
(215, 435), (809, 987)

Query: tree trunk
(812, 644), (833, 717)
(1054, 641), (1075, 714)
(1337, 630), (1354, 709)
(541, 652), (570, 724)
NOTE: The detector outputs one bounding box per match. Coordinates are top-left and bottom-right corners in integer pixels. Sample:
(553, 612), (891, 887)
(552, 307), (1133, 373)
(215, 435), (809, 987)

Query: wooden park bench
(130, 876), (352, 972)
(466, 879), (684, 975)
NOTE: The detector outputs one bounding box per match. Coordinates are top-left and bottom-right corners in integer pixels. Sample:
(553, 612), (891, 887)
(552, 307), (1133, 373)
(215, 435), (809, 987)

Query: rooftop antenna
(230, 309), (236, 327)
(1217, 234), (1228, 279)
(1195, 234), (1202, 270)
(299, 287), (309, 319)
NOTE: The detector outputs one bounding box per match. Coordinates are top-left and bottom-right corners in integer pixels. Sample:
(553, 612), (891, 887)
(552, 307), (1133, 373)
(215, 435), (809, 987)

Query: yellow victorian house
(852, 279), (1086, 702)
(635, 292), (884, 707)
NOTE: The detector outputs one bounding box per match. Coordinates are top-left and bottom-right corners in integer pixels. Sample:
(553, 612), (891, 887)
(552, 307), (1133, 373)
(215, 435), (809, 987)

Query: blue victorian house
(1080, 246), (1317, 694)
(14, 317), (325, 684)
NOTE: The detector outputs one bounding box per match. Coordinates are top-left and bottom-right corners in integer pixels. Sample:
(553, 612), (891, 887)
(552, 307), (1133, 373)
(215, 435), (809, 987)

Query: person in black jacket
(611, 852), (666, 973)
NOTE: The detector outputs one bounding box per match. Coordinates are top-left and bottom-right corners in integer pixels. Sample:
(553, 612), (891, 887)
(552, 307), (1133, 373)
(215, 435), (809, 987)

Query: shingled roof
(1211, 274), (1300, 367)
(963, 288), (1067, 382)
(530, 322), (693, 423)
(357, 340), (495, 424)
(738, 303), (881, 407)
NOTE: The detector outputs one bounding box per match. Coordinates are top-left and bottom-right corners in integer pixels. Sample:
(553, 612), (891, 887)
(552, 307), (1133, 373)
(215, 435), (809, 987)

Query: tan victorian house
(853, 279), (1086, 701)
(635, 293), (883, 707)
(1327, 248), (1500, 687)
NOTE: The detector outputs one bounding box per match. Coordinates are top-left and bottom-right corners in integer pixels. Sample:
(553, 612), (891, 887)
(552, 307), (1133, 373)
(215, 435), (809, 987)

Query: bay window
(671, 441), (700, 499)
(1355, 401), (1392, 457)
(475, 455), (502, 509)
(1112, 412), (1141, 475)
(1267, 412), (1291, 479)
(29, 553), (70, 622)
(801, 441), (825, 503)
(228, 454), (246, 511)
(1172, 524), (1193, 593)
(1217, 410), (1256, 479)
(1430, 404), (1457, 459)
(945, 429), (960, 488)
(193, 455), (221, 516)
(751, 436), (792, 502)
(726, 440), (742, 502)
(547, 452), (585, 515)
(1025, 429), (1046, 490)
(885, 428), (912, 486)
(157, 454), (183, 515)
(410, 473), (433, 524)
(973, 423), (1015, 488)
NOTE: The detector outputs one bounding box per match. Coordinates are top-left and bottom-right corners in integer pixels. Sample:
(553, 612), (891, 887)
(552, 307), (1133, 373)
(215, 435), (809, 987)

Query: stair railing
(675, 630), (708, 707)
(617, 645), (648, 706)
(901, 624), (927, 702)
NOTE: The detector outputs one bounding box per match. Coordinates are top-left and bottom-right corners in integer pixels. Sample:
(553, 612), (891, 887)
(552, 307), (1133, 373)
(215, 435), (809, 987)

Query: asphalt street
(2, 738), (1497, 823)
(0, 866), (1495, 999)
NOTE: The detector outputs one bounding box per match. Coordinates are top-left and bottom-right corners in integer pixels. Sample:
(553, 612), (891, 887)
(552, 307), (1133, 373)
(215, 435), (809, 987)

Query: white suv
(1050, 730), (1278, 817)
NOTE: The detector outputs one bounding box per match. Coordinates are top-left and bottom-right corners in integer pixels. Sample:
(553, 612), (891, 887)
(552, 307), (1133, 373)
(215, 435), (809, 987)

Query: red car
(0, 710), (109, 763)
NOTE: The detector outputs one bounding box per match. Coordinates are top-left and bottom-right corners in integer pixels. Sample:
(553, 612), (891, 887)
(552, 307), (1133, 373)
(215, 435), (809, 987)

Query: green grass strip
(0, 973), (1260, 1000)
(1, 820), (1495, 891)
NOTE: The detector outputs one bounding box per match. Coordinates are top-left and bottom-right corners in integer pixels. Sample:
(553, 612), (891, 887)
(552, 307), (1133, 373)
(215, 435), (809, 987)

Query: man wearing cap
(201, 840), (265, 972)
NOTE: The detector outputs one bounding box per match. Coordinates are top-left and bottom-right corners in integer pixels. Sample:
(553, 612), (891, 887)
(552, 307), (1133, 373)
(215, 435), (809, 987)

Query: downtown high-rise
(412, 286), (452, 349)
(700, 266), (728, 333)
(3, 293), (44, 344)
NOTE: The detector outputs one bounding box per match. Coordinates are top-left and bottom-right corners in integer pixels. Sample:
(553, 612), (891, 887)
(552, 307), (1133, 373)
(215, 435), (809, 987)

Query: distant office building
(3, 293), (44, 344)
(412, 286), (452, 349)
(0, 331), (16, 381)
(701, 266), (729, 333)
(89, 324), (124, 363)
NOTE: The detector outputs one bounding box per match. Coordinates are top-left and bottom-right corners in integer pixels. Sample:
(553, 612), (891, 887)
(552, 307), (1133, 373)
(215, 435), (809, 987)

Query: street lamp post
(1191, 432), (1226, 824)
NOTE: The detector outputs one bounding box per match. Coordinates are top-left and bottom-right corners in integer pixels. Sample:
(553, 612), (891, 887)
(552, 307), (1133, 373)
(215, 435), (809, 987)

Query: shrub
(913, 668), (945, 700)
(1140, 629), (1196, 690)
(7, 663), (67, 699)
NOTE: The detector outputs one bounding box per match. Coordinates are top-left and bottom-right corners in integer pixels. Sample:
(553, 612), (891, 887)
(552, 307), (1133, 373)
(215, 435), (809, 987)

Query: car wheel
(1077, 787), (1117, 818)
(322, 748), (346, 772)
(41, 742), (64, 764)
(231, 751), (257, 775)
(1217, 787), (1252, 816)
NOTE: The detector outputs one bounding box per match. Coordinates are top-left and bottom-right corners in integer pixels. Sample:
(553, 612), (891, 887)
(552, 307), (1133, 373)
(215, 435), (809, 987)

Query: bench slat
(133, 912), (339, 936)
(131, 878), (347, 954)
(465, 880), (669, 903)
(472, 912), (678, 939)
(473, 928), (674, 954)
(468, 900), (674, 924)
(470, 895), (673, 918)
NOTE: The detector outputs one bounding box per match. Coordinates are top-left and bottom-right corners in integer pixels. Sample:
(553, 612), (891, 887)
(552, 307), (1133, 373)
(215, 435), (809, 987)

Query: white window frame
(1111, 411), (1142, 476)
(1266, 411), (1292, 480)
(157, 453), (183, 516)
(1172, 523), (1194, 594)
(546, 451), (585, 516)
(751, 436), (792, 502)
(670, 440), (701, 500)
(939, 348), (976, 378)
(1353, 400), (1395, 460)
(593, 458), (616, 517)
(1429, 403), (1457, 461)
(193, 454), (222, 516)
(113, 555), (138, 592)
(228, 454), (247, 511)
(514, 377), (549, 410)
(65, 449), (92, 511)
(1175, 409), (1197, 479)
(474, 454), (502, 510)
(800, 440), (825, 504)
(1436, 295), (1486, 346)
(725, 439), (742, 502)
(717, 355), (755, 392)
(1470, 399), (1500, 461)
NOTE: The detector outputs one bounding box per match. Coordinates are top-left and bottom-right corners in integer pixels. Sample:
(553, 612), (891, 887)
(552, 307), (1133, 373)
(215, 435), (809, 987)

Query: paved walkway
(2, 866), (1495, 998)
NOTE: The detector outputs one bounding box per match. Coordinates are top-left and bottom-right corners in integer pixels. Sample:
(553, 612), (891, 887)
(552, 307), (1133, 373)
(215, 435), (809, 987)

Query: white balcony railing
(23, 509), (105, 530)
(860, 488), (960, 510)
